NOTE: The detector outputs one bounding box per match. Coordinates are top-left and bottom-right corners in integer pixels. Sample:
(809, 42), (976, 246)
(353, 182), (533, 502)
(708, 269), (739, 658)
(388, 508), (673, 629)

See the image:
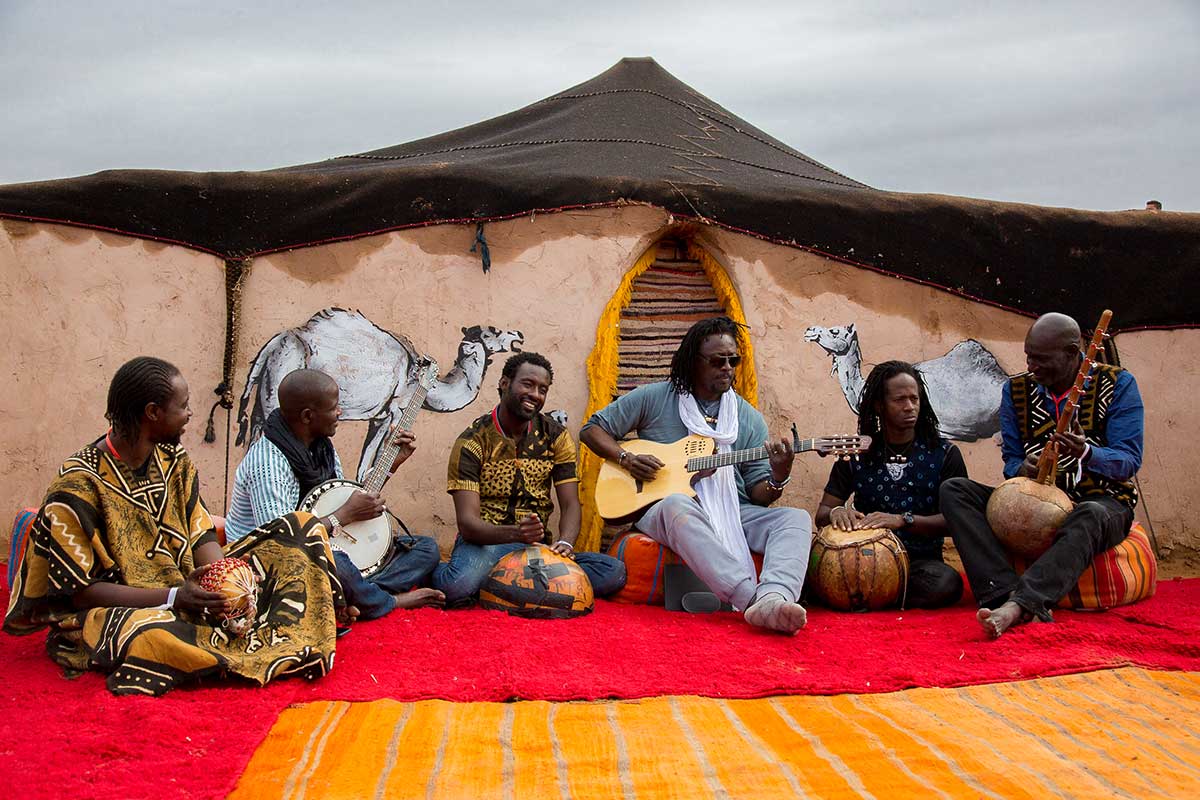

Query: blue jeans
(334, 535), (441, 620)
(431, 537), (627, 604)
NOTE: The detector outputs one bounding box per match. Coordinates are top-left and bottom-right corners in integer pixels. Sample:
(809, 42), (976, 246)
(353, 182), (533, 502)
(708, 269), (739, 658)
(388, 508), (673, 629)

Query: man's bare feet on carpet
(977, 601), (1026, 639)
(393, 588), (446, 610)
(744, 592), (807, 634)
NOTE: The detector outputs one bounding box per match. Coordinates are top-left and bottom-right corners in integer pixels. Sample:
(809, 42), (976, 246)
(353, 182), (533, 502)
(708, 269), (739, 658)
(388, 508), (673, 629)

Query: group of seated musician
(3, 311), (1145, 694)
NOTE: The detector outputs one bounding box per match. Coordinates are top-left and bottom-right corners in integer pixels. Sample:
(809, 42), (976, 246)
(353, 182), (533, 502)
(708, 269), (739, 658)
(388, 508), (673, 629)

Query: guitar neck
(362, 383), (431, 495)
(686, 439), (821, 472)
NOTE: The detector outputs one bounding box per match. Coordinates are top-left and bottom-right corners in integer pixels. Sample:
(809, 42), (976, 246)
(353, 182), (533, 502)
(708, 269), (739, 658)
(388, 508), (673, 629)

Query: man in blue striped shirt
(225, 369), (443, 620)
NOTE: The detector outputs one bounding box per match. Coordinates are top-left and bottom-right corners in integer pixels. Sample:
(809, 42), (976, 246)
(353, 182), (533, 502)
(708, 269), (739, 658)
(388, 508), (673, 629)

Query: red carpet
(2, 577), (1199, 800)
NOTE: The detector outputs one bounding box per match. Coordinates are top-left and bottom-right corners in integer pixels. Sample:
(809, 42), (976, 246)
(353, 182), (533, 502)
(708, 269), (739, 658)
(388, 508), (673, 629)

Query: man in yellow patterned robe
(4, 356), (344, 696)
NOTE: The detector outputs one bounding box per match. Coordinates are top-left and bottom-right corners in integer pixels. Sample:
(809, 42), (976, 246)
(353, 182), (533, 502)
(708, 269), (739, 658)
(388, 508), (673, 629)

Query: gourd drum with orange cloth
(809, 526), (909, 612)
(479, 545), (594, 618)
(198, 557), (259, 636)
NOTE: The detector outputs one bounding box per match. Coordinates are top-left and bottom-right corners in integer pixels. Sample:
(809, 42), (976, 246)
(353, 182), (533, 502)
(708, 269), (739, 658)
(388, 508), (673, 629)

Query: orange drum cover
(810, 526), (909, 612)
(986, 477), (1074, 559)
(479, 545), (594, 618)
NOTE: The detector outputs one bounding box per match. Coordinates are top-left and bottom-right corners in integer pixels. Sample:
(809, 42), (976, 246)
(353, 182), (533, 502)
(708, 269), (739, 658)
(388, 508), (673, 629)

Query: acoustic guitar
(300, 359), (438, 576)
(595, 426), (870, 521)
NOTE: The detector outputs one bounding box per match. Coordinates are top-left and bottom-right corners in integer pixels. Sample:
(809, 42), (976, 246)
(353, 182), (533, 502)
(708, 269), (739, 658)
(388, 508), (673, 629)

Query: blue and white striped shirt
(225, 437), (343, 542)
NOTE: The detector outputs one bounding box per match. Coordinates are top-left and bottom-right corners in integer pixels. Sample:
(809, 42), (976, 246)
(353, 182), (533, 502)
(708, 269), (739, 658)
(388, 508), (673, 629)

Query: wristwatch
(901, 511), (914, 527)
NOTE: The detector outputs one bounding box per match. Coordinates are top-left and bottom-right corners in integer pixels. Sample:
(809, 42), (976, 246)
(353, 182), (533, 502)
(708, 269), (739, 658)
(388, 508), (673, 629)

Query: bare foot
(392, 588), (446, 610)
(337, 604), (361, 628)
(744, 592), (807, 634)
(977, 601), (1025, 639)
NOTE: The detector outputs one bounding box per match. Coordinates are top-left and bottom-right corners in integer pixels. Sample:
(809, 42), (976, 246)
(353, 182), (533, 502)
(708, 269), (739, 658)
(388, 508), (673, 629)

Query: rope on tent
(470, 222), (491, 273)
(203, 257), (252, 514)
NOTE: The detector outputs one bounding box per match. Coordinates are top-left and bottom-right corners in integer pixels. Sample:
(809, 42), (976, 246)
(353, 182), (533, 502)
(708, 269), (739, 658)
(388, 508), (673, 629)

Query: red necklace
(104, 429), (124, 462)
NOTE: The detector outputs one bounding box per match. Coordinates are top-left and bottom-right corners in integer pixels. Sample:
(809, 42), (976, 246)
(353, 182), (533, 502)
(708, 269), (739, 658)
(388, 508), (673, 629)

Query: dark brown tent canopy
(1, 57), (1196, 331)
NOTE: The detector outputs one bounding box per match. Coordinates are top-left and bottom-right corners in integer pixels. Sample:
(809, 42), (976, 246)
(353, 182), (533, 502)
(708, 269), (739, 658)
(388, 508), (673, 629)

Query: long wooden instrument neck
(361, 381), (431, 495)
(1034, 309), (1112, 485)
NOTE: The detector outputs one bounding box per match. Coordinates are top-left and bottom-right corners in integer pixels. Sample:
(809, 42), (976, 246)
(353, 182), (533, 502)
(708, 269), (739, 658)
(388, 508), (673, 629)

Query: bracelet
(155, 586), (179, 611)
(557, 540), (575, 551)
(326, 513), (342, 530)
(617, 451), (631, 465)
(766, 475), (791, 491)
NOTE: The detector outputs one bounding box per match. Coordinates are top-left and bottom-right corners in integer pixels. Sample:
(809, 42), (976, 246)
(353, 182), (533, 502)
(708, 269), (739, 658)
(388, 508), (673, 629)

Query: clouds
(1, 1), (1196, 210)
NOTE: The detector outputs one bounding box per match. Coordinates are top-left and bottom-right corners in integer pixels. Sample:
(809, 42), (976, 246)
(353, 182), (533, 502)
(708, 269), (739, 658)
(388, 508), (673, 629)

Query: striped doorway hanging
(577, 236), (758, 553)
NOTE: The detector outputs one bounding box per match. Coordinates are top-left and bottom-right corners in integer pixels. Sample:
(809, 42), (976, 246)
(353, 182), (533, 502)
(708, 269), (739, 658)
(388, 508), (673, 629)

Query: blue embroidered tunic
(823, 437), (967, 562)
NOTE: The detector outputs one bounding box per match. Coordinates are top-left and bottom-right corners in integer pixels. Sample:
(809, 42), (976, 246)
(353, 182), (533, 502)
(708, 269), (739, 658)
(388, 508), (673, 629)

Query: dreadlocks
(498, 351), (554, 397)
(668, 316), (744, 395)
(856, 360), (941, 457)
(106, 356), (181, 440)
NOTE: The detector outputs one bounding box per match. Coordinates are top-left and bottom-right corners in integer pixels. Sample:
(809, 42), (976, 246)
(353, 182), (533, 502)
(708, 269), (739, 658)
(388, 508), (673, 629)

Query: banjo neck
(360, 364), (436, 495)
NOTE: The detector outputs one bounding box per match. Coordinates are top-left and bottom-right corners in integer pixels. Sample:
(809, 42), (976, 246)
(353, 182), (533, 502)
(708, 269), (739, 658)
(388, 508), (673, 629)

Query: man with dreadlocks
(580, 317), (811, 634)
(4, 357), (345, 696)
(941, 313), (1144, 639)
(815, 361), (967, 608)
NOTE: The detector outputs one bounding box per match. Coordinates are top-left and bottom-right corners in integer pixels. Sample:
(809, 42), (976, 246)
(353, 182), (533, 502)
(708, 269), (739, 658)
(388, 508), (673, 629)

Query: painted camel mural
(804, 323), (1009, 441)
(237, 307), (524, 480)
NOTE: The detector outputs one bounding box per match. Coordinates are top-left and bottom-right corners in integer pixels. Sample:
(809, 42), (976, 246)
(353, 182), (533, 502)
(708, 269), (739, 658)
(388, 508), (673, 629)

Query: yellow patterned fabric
(232, 668), (1200, 799)
(4, 442), (341, 696)
(447, 410), (578, 539)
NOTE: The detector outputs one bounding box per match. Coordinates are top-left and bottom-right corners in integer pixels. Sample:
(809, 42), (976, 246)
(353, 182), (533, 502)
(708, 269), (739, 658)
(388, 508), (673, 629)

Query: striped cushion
(1057, 523), (1157, 610)
(7, 507), (38, 589)
(1012, 522), (1157, 610)
(607, 532), (680, 605)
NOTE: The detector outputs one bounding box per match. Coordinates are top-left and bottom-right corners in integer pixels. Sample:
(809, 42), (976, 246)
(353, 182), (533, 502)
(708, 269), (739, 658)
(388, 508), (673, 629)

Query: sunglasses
(703, 354), (742, 368)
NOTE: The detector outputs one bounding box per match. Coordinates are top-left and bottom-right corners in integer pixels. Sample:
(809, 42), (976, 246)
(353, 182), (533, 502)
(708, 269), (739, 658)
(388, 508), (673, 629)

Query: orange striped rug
(232, 668), (1200, 799)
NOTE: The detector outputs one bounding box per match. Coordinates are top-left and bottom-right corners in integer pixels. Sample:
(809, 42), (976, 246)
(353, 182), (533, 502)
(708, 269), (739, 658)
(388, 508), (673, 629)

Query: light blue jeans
(432, 537), (627, 603)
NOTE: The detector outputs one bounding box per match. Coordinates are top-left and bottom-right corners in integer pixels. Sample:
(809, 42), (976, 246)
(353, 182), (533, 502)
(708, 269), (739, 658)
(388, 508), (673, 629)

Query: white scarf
(677, 390), (756, 576)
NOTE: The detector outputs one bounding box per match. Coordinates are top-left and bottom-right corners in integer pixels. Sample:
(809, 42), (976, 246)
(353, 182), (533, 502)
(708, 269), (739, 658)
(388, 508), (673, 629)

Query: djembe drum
(480, 545), (594, 619)
(198, 557), (259, 637)
(810, 526), (909, 612)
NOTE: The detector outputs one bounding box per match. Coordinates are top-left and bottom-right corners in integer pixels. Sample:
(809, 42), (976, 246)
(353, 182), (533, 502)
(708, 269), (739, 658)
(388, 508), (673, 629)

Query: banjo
(300, 359), (438, 576)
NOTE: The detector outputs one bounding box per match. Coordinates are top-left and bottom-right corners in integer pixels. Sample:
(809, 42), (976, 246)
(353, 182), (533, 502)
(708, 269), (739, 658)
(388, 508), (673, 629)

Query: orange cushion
(607, 532), (680, 605)
(1057, 522), (1157, 610)
(606, 531), (765, 606)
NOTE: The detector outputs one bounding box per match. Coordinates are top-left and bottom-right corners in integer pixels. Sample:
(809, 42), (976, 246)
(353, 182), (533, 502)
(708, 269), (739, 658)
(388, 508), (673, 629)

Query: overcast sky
(2, 1), (1197, 211)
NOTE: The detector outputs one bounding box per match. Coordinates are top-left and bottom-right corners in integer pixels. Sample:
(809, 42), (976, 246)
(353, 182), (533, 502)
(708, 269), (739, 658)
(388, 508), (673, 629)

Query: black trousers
(907, 559), (964, 609)
(939, 477), (1133, 621)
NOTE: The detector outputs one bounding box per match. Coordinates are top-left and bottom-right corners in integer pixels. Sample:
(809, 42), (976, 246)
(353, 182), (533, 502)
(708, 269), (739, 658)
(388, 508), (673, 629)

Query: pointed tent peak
(341, 56), (870, 192)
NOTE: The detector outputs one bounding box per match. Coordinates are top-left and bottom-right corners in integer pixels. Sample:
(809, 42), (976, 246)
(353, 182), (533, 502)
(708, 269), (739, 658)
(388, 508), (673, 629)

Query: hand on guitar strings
(337, 490), (387, 524)
(623, 453), (664, 481)
(515, 513), (545, 545)
(387, 429), (417, 473)
(764, 436), (795, 478)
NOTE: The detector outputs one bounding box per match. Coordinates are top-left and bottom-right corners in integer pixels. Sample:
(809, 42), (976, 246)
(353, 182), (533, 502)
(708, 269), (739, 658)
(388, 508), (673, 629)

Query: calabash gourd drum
(985, 477), (1074, 559)
(810, 526), (909, 612)
(479, 545), (594, 618)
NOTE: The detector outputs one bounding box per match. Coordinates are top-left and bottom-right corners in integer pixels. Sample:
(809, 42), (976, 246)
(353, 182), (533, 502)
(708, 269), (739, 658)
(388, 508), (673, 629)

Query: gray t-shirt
(581, 381), (772, 504)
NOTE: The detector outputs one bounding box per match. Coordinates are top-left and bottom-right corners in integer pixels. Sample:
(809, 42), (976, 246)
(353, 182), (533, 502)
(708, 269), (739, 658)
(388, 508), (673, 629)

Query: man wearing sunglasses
(580, 317), (812, 634)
